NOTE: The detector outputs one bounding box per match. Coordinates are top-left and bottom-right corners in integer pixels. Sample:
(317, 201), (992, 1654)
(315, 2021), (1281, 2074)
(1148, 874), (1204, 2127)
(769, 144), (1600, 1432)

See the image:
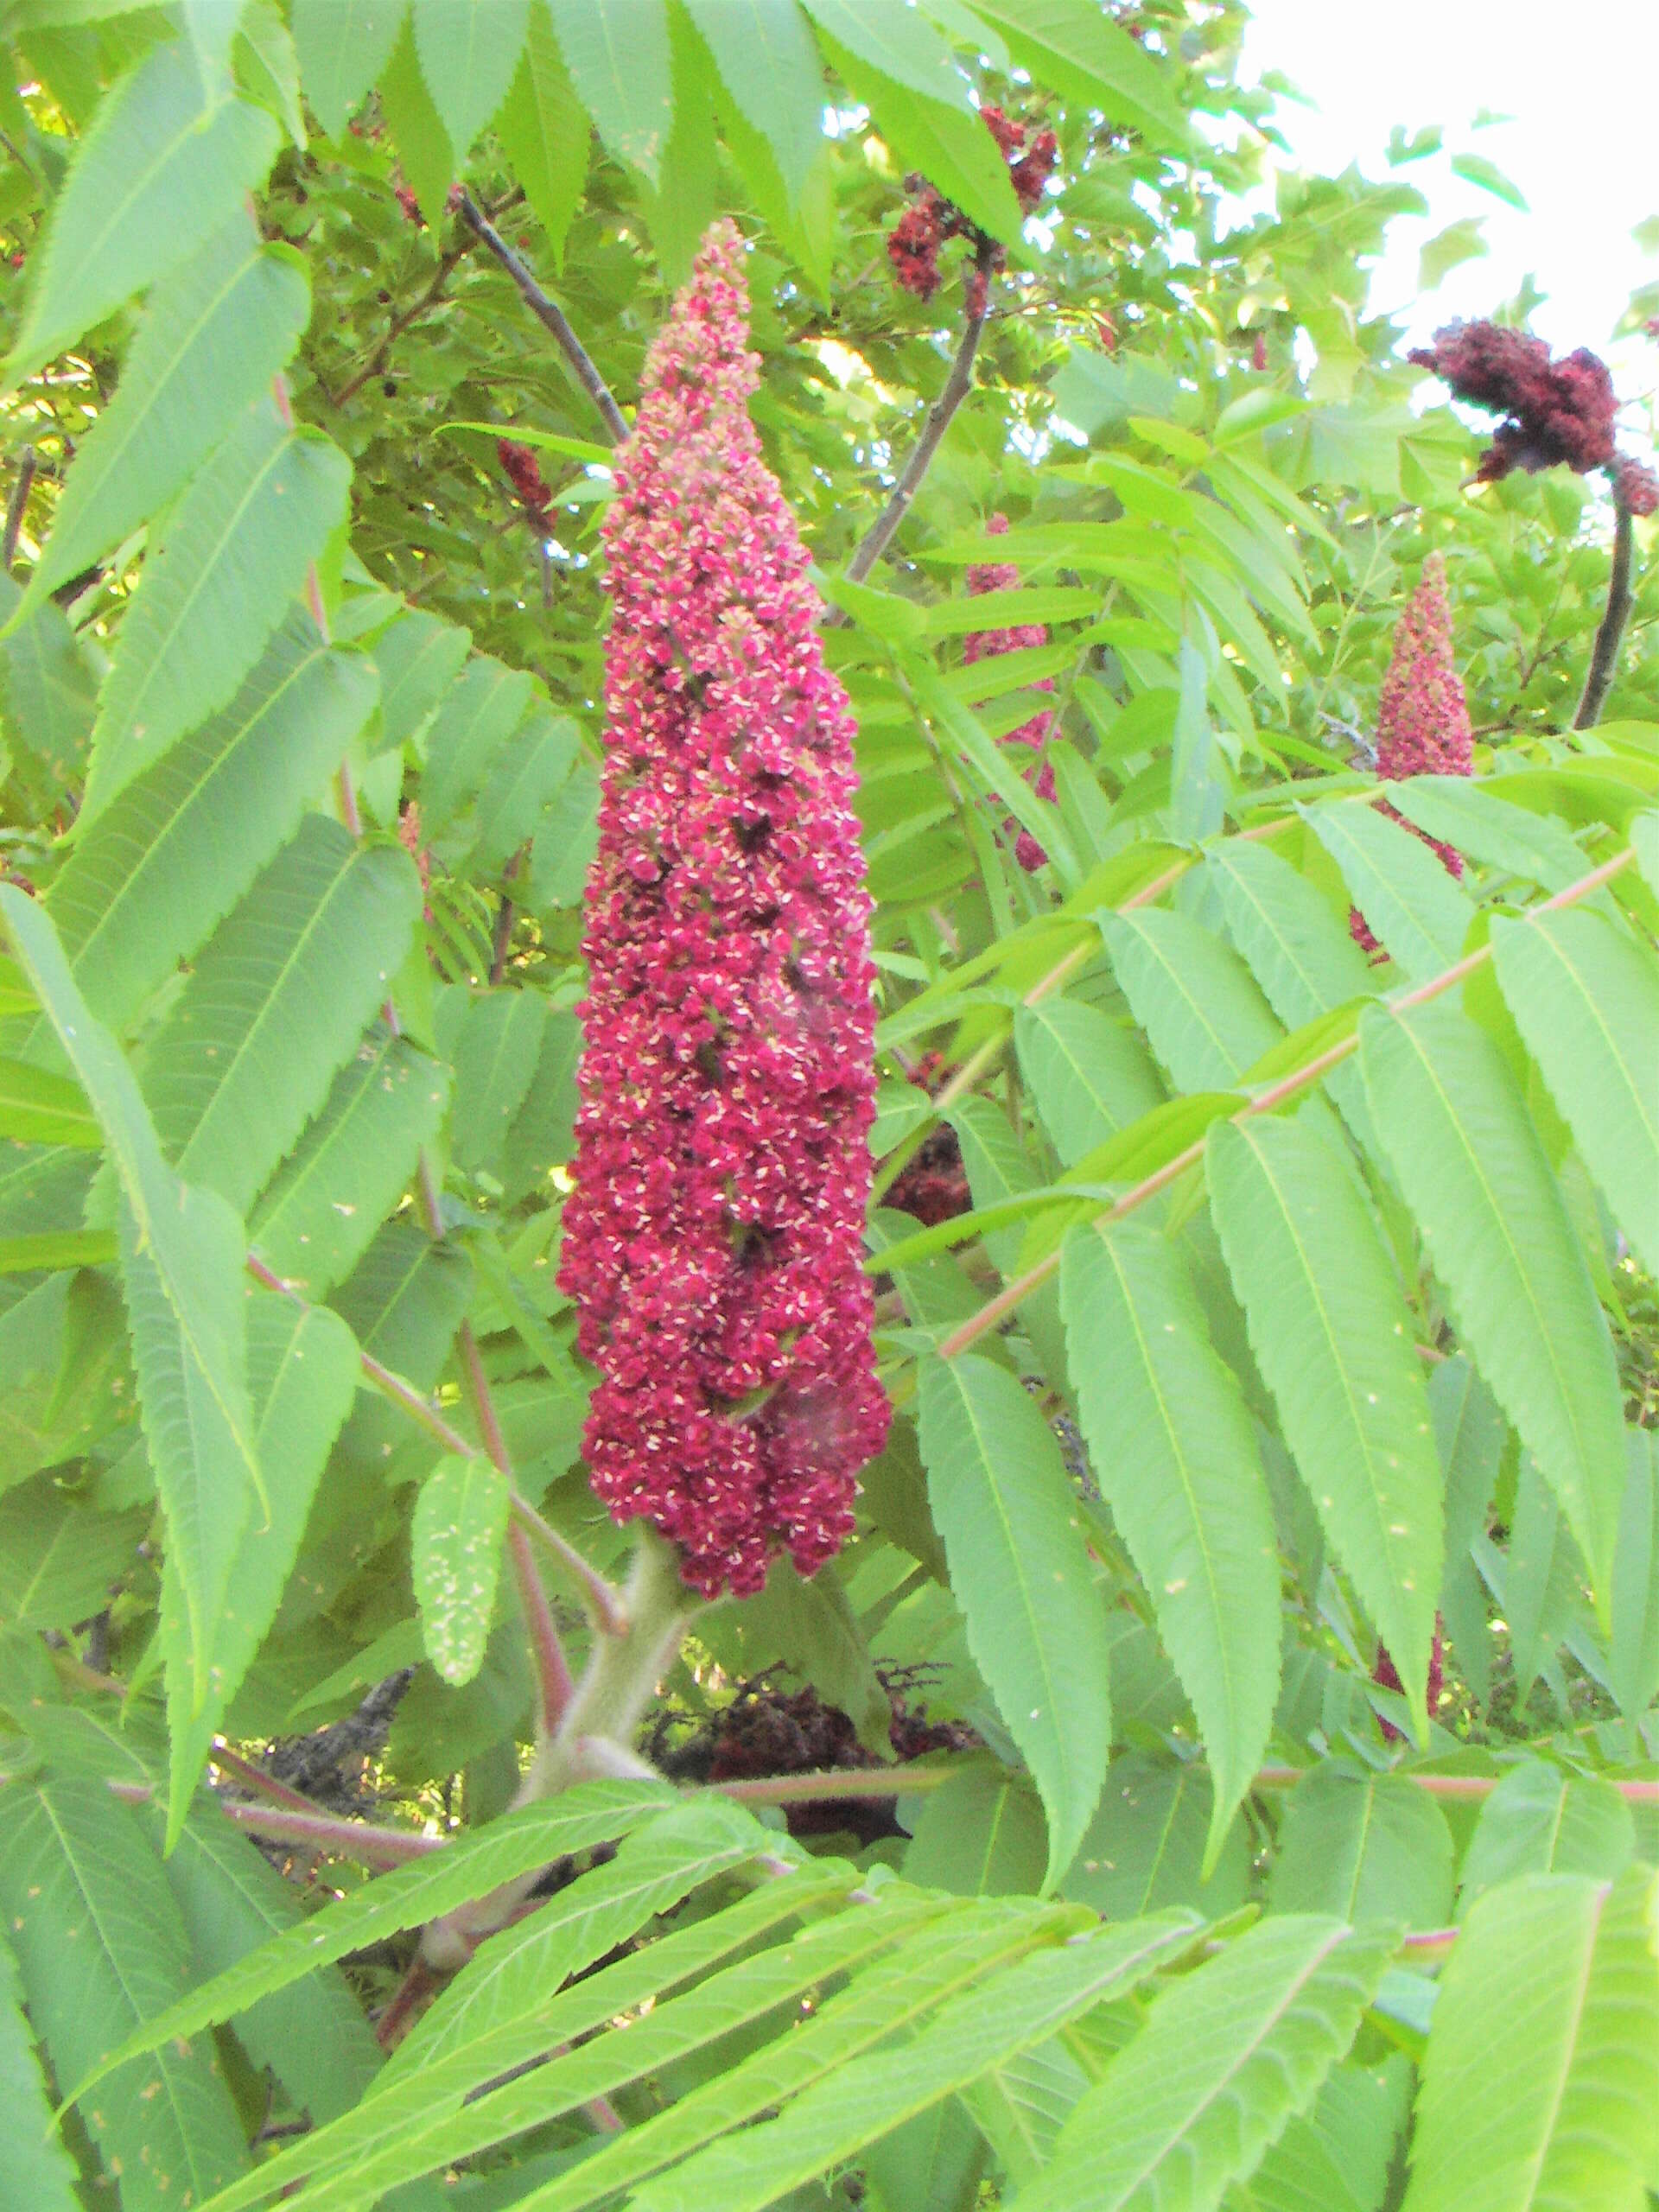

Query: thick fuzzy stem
(420, 1528), (700, 1968)
(518, 1526), (701, 1803)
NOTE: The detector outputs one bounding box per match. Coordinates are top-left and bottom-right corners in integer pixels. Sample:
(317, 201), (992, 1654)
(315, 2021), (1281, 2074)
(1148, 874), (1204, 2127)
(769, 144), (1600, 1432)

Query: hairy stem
(715, 1764), (955, 1807)
(836, 242), (995, 605)
(1574, 499), (1636, 729)
(208, 1740), (323, 1814)
(421, 1527), (701, 1969)
(457, 191), (629, 445)
(509, 1523), (575, 1734)
(510, 1489), (632, 1637)
(219, 1802), (446, 1867)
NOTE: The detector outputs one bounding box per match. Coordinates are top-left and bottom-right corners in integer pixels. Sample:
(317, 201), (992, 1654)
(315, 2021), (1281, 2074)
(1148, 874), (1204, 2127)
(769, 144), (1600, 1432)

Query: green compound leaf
(1306, 799), (1474, 982)
(1059, 1219), (1281, 1867)
(3, 39), (278, 391)
(293, 0), (410, 137)
(411, 0), (531, 156)
(1268, 1765), (1456, 1929)
(0, 889), (259, 1847)
(81, 397), (351, 825)
(47, 613), (378, 1031)
(1019, 1917), (1398, 2212)
(918, 1351), (1112, 1890)
(0, 1777), (251, 2210)
(11, 213), (310, 620)
(1491, 907), (1659, 1277)
(547, 0), (673, 183)
(0, 1924), (79, 2212)
(140, 818), (422, 1213)
(250, 1028), (450, 1298)
(70, 1780), (682, 2101)
(684, 0), (824, 203)
(1360, 999), (1626, 1624)
(1208, 1112), (1443, 1737)
(1402, 1867), (1659, 2212)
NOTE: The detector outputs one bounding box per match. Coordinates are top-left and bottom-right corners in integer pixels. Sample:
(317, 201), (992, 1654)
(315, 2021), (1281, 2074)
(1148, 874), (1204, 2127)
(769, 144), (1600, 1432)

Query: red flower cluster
(1350, 554), (1472, 953)
(887, 105), (1058, 313)
(498, 437), (552, 532)
(1409, 320), (1618, 481)
(964, 515), (1058, 870)
(1372, 1621), (1445, 1742)
(558, 221), (890, 1599)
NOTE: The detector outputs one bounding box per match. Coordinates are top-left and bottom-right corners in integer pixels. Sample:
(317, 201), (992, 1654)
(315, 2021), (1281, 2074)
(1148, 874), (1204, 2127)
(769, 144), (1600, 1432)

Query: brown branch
(1574, 498), (1636, 729)
(832, 242), (995, 615)
(3, 443), (35, 569)
(456, 191), (629, 445)
(328, 237), (474, 410)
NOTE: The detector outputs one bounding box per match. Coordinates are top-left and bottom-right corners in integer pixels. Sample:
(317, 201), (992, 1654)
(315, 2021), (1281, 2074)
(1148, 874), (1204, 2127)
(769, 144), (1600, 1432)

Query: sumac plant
(3, 4), (1659, 2209)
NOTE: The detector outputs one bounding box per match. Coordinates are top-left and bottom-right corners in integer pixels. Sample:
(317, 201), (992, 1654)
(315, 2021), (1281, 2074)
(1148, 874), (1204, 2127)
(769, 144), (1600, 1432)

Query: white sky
(1237, 0), (1658, 373)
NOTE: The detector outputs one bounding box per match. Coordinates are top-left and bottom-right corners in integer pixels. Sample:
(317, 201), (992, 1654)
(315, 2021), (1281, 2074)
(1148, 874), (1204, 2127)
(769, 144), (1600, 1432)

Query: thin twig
(3, 443), (35, 569)
(329, 238), (474, 411)
(834, 242), (995, 610)
(1575, 499), (1636, 729)
(456, 191), (628, 445)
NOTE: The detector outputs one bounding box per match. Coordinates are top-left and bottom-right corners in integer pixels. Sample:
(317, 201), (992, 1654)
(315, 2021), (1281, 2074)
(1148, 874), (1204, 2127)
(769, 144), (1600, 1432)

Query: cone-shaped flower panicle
(558, 222), (890, 1599)
(964, 515), (1056, 870)
(1351, 554), (1472, 953)
(1375, 551), (1473, 782)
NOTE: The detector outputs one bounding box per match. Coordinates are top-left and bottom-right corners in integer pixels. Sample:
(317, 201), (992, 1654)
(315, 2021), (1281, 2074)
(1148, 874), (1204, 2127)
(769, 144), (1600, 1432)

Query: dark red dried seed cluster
(887, 104), (1058, 308)
(1410, 318), (1656, 512)
(497, 437), (552, 531)
(1409, 320), (1618, 480)
(1373, 1623), (1445, 1742)
(1614, 456), (1659, 518)
(558, 222), (889, 1600)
